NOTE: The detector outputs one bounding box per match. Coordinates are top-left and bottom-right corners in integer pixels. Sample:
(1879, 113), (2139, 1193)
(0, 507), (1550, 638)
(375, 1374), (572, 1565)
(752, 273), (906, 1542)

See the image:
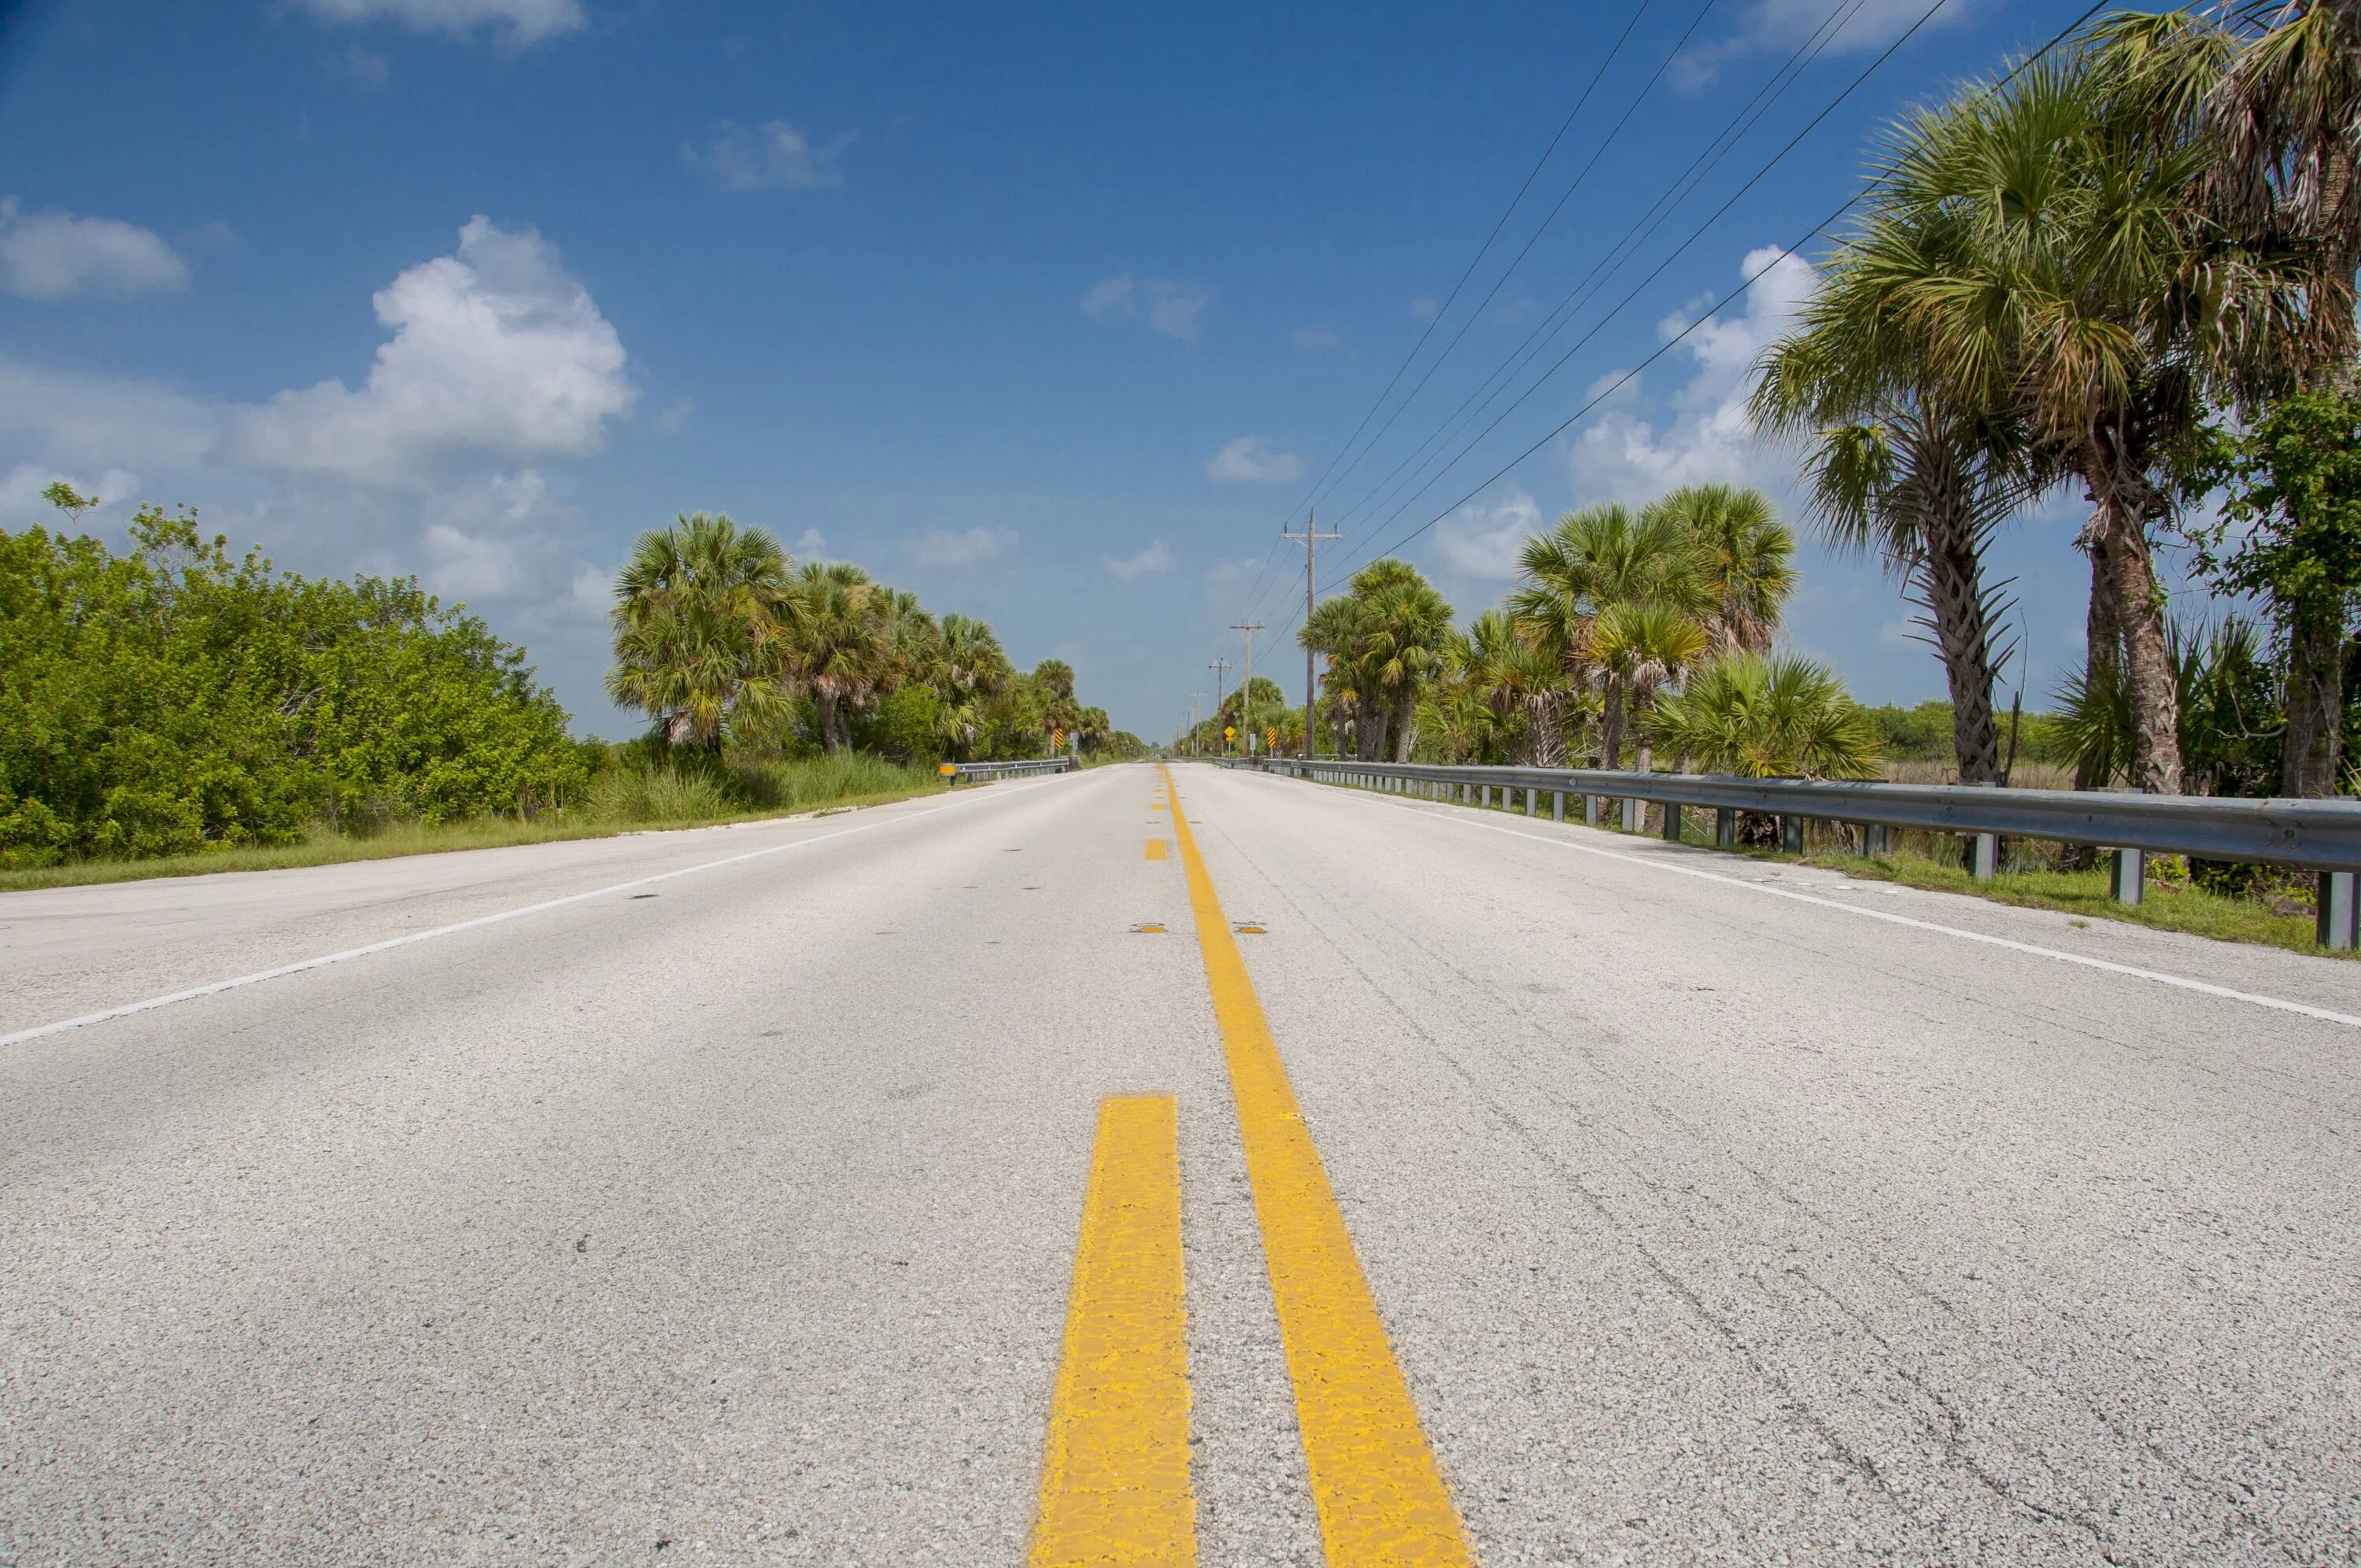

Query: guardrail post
(1619, 797), (1639, 833)
(1970, 832), (1999, 881)
(1714, 807), (1736, 848)
(1862, 823), (1887, 857)
(1583, 795), (1599, 827)
(1553, 790), (1565, 822)
(1480, 784), (1492, 808)
(2109, 847), (2145, 906)
(1527, 788), (1538, 817)
(1779, 816), (1804, 854)
(1661, 802), (1682, 842)
(2319, 871), (2358, 950)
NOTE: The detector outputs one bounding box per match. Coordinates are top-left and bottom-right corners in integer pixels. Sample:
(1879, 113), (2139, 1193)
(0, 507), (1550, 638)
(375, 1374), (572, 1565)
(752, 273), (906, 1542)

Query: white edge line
(1251, 770), (2361, 1031)
(2, 777), (1071, 1050)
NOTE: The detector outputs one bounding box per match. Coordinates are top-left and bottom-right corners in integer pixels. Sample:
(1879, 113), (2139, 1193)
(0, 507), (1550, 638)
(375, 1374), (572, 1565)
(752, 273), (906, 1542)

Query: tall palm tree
(1302, 593), (1370, 758)
(1642, 485), (1798, 654)
(608, 512), (800, 752)
(1870, 53), (2294, 793)
(1585, 601), (1711, 773)
(2101, 0), (2361, 796)
(1510, 504), (1710, 767)
(1350, 562), (1454, 762)
(1753, 101), (2048, 787)
(796, 560), (889, 754)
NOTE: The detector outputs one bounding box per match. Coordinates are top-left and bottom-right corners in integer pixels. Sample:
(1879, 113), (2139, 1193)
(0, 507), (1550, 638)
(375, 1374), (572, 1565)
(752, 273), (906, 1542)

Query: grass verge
(0, 780), (945, 895)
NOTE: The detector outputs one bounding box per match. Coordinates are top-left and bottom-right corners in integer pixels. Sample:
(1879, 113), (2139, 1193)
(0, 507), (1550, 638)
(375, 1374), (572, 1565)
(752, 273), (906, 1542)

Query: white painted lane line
(1258, 774), (2361, 1031)
(2, 778), (1070, 1050)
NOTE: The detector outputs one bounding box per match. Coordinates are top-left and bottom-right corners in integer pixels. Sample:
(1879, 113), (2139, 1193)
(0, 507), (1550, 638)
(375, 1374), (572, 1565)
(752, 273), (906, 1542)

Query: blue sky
(0, 0), (2117, 740)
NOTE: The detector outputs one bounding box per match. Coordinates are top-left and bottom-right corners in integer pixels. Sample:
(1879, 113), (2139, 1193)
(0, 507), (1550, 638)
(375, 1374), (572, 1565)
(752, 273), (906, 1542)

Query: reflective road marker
(1162, 767), (1472, 1565)
(1029, 1095), (1197, 1566)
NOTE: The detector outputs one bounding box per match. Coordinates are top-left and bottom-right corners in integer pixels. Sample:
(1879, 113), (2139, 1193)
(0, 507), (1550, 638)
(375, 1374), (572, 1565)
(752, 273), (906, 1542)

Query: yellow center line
(1159, 766), (1473, 1566)
(1029, 1094), (1198, 1566)
(1146, 839), (1169, 861)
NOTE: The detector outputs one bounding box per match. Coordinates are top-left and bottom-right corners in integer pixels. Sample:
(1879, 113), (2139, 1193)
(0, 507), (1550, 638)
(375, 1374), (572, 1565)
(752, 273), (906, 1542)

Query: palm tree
(2101, 1), (2361, 796)
(1511, 504), (1710, 768)
(1350, 561), (1454, 762)
(1642, 485), (1797, 654)
(1650, 653), (1884, 780)
(1585, 602), (1710, 773)
(608, 512), (800, 752)
(796, 560), (889, 754)
(1302, 593), (1370, 758)
(932, 614), (1010, 759)
(1867, 53), (2293, 793)
(1752, 190), (2033, 786)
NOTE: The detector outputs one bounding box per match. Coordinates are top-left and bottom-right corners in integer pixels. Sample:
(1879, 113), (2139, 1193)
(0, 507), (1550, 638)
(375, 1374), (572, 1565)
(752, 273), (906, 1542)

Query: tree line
(1189, 483), (1884, 780)
(606, 511), (1140, 766)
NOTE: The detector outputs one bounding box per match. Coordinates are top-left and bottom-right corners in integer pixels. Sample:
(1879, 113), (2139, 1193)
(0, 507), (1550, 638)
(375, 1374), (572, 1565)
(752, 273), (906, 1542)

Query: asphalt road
(4, 761), (2357, 1565)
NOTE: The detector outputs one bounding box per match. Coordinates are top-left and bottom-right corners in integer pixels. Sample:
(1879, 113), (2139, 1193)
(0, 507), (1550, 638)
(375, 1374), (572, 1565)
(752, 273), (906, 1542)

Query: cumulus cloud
(1431, 492), (1543, 580)
(1080, 274), (1211, 341)
(1676, 0), (1977, 89)
(685, 121), (856, 192)
(0, 358), (216, 470)
(292, 0), (586, 46)
(908, 526), (1017, 569)
(1105, 540), (1175, 581)
(1207, 435), (1301, 485)
(223, 216), (635, 485)
(1563, 244), (1816, 504)
(0, 199), (189, 301)
(794, 526), (826, 555)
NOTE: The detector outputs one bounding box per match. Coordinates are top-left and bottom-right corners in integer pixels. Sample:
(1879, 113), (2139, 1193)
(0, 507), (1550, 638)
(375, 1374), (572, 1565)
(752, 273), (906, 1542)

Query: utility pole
(1188, 691), (1204, 756)
(1229, 620), (1263, 754)
(1208, 659), (1231, 754)
(1280, 509), (1339, 759)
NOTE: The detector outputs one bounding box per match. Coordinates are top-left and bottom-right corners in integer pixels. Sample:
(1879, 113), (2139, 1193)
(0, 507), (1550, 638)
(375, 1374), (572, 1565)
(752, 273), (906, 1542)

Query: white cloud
(794, 526), (826, 555)
(223, 216), (635, 485)
(571, 563), (613, 616)
(292, 0), (586, 47)
(0, 358), (216, 470)
(1207, 435), (1302, 485)
(1431, 492), (1542, 580)
(685, 121), (856, 192)
(1676, 0), (1978, 89)
(908, 526), (1017, 569)
(1079, 273), (1211, 341)
(1105, 540), (1175, 581)
(1564, 244), (1816, 504)
(0, 199), (188, 301)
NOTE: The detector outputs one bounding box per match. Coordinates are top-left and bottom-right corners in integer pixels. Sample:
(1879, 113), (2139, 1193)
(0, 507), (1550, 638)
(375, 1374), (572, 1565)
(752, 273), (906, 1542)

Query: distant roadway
(4, 762), (2356, 1564)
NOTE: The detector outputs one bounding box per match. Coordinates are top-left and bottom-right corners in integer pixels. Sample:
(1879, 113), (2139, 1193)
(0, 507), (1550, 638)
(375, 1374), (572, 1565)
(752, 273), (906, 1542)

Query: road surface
(3, 761), (2356, 1565)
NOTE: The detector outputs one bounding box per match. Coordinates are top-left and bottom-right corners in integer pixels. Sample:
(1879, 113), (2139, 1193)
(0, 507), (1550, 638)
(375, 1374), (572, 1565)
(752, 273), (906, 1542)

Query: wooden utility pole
(1229, 621), (1262, 754)
(1188, 691), (1204, 755)
(1280, 511), (1339, 759)
(1208, 659), (1231, 754)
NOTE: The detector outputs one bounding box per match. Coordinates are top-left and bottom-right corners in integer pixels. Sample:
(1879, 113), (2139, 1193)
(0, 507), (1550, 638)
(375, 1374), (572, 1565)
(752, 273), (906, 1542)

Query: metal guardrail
(1217, 755), (2361, 948)
(941, 758), (1077, 785)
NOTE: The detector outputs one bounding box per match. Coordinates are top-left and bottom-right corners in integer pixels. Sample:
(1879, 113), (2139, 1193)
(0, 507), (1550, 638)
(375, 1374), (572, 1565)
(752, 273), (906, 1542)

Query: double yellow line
(1029, 768), (1472, 1566)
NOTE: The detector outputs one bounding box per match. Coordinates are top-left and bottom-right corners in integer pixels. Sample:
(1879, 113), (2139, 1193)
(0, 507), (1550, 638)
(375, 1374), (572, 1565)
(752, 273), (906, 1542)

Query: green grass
(0, 759), (946, 895)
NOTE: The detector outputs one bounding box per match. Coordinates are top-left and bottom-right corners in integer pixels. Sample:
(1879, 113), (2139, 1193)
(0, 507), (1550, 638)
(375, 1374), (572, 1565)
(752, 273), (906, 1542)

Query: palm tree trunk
(2282, 604), (2345, 797)
(1599, 678), (1625, 770)
(1393, 690), (1418, 762)
(2073, 525), (2122, 794)
(815, 689), (841, 755)
(2093, 491), (2183, 795)
(1529, 695), (1565, 767)
(1919, 513), (2001, 784)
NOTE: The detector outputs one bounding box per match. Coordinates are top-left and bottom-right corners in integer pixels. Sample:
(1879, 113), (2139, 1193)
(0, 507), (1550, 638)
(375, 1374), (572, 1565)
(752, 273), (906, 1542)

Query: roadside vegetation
(2, 496), (1138, 887)
(1229, 4), (2361, 945)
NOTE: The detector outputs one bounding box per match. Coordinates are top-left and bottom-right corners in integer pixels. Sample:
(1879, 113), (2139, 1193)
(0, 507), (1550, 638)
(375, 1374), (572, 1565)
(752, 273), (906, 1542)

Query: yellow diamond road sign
(1224, 725), (1235, 740)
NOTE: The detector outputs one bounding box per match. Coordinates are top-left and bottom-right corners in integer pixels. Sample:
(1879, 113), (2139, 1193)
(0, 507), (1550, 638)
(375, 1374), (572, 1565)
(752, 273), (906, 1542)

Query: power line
(1320, 0), (1875, 542)
(1222, 0), (1661, 642)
